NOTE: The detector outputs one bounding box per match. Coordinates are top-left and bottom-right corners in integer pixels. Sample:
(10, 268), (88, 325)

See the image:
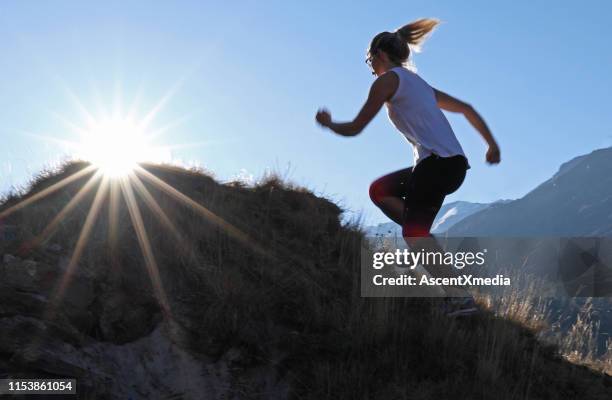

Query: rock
(0, 315), (47, 350)
(0, 259), (58, 293)
(0, 284), (48, 316)
(0, 313), (289, 399)
(47, 243), (62, 253)
(23, 259), (37, 277)
(0, 286), (86, 347)
(98, 291), (161, 344)
(57, 255), (71, 271)
(0, 224), (18, 242)
(3, 253), (17, 263)
(0, 257), (96, 332)
(225, 347), (243, 363)
(0, 316), (88, 378)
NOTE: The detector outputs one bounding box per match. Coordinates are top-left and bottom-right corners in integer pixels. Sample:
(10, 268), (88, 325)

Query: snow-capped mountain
(431, 201), (498, 233)
(447, 147), (612, 236)
(365, 200), (498, 237)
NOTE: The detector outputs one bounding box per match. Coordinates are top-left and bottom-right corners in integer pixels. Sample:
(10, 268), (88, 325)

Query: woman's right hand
(315, 108), (332, 127)
(486, 143), (501, 164)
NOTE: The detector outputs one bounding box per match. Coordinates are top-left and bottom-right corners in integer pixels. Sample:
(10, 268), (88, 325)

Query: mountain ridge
(448, 147), (612, 236)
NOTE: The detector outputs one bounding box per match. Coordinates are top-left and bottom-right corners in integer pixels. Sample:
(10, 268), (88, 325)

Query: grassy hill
(0, 161), (611, 399)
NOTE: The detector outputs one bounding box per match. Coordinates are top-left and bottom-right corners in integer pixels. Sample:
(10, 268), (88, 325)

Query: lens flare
(79, 117), (169, 177)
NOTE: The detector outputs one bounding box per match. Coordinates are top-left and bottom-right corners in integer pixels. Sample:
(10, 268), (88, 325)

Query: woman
(315, 18), (500, 314)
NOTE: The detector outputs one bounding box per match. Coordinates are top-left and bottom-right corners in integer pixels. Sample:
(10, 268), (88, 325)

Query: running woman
(315, 18), (500, 315)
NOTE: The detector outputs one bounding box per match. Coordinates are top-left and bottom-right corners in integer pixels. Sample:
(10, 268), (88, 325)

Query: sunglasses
(365, 53), (376, 75)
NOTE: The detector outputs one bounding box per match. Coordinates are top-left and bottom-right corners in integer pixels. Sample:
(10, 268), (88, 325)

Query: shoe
(441, 296), (480, 317)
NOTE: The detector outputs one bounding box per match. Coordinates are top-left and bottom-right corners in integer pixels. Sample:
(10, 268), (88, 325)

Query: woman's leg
(402, 155), (470, 296)
(368, 167), (413, 226)
(402, 154), (468, 237)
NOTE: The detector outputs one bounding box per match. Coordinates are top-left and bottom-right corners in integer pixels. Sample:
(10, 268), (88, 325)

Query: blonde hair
(368, 18), (440, 71)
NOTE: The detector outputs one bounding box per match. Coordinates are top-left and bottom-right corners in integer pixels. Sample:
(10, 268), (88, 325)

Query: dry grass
(477, 271), (612, 377)
(1, 160), (611, 399)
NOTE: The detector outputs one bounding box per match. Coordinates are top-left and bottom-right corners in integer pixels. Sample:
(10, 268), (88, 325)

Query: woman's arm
(433, 88), (501, 164)
(316, 72), (398, 136)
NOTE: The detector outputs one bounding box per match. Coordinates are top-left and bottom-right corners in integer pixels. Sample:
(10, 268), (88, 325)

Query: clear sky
(0, 1), (610, 226)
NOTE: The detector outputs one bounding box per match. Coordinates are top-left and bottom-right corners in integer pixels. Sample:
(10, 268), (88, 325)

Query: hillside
(448, 147), (612, 236)
(0, 161), (611, 399)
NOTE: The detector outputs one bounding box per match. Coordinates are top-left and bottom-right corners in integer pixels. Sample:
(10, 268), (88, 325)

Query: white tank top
(385, 66), (469, 168)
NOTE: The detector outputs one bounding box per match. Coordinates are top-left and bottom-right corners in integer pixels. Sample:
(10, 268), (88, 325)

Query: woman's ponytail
(395, 18), (440, 52)
(368, 17), (441, 71)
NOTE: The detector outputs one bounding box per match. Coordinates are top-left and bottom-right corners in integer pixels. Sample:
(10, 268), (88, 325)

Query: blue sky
(0, 1), (610, 225)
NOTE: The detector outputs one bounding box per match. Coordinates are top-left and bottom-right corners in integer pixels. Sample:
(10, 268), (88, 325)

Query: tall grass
(478, 276), (612, 376)
(1, 161), (611, 399)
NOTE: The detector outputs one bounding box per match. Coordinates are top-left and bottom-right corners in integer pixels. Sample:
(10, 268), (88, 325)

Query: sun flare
(78, 117), (170, 178)
(3, 78), (248, 327)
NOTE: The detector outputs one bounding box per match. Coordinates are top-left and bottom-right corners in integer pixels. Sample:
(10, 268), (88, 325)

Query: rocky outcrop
(0, 246), (290, 399)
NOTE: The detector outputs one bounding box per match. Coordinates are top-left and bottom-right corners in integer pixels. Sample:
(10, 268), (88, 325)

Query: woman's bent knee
(369, 180), (385, 205)
(402, 205), (439, 238)
(402, 223), (431, 238)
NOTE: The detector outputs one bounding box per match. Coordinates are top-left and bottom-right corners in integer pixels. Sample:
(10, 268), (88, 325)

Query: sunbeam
(119, 175), (172, 318)
(46, 175), (109, 321)
(18, 170), (104, 255)
(0, 164), (97, 220)
(128, 173), (187, 251)
(134, 165), (269, 258)
(61, 85), (98, 129)
(133, 165), (328, 297)
(108, 179), (121, 275)
(146, 113), (193, 141)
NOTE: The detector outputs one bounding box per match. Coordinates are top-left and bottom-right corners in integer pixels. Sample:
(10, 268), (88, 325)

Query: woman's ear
(377, 50), (390, 63)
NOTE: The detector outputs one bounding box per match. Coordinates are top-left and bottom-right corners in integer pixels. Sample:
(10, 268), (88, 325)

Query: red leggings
(369, 154), (468, 238)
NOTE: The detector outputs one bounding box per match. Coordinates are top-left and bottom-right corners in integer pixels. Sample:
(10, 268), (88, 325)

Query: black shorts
(369, 153), (468, 237)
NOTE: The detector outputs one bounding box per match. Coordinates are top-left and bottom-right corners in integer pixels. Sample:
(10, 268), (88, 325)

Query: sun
(79, 117), (143, 177)
(3, 80), (270, 331)
(78, 116), (170, 178)
(32, 76), (198, 178)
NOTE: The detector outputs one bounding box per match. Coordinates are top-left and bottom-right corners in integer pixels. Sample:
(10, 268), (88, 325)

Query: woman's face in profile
(366, 50), (387, 77)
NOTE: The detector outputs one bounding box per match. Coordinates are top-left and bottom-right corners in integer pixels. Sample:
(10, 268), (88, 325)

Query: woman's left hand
(315, 108), (332, 127)
(486, 143), (501, 164)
